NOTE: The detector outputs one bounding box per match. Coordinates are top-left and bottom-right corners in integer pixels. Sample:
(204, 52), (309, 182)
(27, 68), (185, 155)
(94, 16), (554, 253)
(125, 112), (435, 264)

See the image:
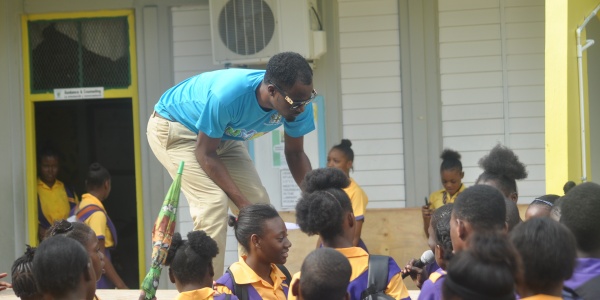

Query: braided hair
(11, 245), (41, 299)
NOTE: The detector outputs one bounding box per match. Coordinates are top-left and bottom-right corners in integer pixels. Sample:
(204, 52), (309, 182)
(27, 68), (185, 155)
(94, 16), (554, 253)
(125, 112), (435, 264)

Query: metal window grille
(28, 17), (131, 93)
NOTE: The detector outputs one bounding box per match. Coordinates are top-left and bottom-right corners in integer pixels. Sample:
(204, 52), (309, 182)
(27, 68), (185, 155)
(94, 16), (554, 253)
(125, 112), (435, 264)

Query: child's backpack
(360, 255), (395, 300)
(226, 264), (292, 300)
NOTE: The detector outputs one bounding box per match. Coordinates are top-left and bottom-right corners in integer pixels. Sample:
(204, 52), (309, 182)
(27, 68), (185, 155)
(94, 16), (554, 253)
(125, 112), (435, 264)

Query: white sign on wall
(54, 87), (104, 100)
(281, 169), (302, 209)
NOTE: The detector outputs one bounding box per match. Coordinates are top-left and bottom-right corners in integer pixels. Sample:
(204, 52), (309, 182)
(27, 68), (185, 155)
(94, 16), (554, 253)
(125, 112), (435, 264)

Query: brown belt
(152, 111), (170, 121)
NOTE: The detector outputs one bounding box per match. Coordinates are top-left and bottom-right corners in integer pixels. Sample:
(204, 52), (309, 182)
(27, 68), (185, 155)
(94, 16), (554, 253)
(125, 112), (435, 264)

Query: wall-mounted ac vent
(209, 0), (326, 65)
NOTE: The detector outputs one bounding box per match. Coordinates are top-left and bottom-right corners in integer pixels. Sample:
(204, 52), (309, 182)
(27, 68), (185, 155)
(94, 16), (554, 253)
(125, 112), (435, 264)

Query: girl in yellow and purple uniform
(418, 204), (454, 300)
(37, 148), (78, 240)
(422, 149), (465, 238)
(215, 204), (292, 300)
(290, 168), (410, 300)
(327, 139), (368, 251)
(47, 220), (105, 300)
(77, 163), (127, 289)
(166, 230), (237, 300)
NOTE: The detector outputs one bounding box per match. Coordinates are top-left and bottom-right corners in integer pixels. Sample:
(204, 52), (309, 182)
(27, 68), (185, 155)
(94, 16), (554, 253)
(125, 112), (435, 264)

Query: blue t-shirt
(155, 69), (315, 141)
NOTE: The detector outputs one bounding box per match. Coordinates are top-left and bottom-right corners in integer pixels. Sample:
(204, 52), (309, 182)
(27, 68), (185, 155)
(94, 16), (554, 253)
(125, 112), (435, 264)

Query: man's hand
(0, 273), (12, 291)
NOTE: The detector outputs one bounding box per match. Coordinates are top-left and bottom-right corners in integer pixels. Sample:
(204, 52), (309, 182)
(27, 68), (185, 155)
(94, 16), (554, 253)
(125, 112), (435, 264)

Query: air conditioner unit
(209, 0), (326, 65)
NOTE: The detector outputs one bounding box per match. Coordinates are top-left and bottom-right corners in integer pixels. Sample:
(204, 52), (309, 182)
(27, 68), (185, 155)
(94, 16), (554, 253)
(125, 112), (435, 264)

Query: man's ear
(291, 278), (300, 297)
(460, 171), (464, 179)
(168, 267), (175, 284)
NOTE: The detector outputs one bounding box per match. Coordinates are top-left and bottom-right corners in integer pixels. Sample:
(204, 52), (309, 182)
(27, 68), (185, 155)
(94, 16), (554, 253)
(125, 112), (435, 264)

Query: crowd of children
(3, 140), (600, 300)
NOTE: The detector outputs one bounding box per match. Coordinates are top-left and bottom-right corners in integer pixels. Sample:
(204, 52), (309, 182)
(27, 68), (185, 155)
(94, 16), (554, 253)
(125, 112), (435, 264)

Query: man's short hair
(453, 185), (506, 231)
(300, 248), (351, 300)
(560, 182), (600, 253)
(264, 52), (313, 89)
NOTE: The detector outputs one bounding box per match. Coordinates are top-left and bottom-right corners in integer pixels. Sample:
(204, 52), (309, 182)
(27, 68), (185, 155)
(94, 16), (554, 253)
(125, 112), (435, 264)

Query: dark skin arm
(284, 133), (312, 188)
(99, 239), (128, 289)
(195, 132), (252, 209)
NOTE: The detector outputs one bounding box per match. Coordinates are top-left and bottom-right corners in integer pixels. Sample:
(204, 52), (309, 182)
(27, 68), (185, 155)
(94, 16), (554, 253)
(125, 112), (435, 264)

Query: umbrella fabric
(140, 161), (184, 300)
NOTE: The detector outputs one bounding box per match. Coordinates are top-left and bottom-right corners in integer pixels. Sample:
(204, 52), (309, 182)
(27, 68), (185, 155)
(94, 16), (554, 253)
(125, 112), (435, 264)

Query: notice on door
(54, 87), (104, 100)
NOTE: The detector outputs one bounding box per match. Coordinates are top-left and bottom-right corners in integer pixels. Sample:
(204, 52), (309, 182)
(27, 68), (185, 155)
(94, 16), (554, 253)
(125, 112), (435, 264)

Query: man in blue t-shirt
(147, 52), (316, 276)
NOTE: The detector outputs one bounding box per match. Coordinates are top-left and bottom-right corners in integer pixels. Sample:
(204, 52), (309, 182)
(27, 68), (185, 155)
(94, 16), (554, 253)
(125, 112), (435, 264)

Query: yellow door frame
(22, 9), (146, 283)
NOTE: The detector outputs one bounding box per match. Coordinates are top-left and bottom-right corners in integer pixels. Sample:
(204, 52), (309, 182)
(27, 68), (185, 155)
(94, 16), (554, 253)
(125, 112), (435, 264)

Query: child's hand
(0, 273), (12, 291)
(402, 260), (425, 289)
(421, 205), (432, 218)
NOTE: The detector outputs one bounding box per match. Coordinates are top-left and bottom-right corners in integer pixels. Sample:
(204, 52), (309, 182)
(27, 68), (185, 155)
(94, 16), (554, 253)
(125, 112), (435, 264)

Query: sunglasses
(269, 81), (317, 110)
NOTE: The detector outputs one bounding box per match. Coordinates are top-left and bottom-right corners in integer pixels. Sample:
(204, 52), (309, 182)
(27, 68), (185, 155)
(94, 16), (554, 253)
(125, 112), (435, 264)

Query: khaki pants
(146, 114), (270, 277)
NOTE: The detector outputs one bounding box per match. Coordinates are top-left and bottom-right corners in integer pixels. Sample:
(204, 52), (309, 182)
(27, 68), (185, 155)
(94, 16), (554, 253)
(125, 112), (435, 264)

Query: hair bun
(227, 215), (237, 228)
(441, 148), (461, 161)
(187, 230), (219, 258)
(89, 162), (102, 171)
(24, 245), (36, 260)
(563, 181), (576, 194)
(478, 144), (527, 180)
(302, 168), (350, 194)
(340, 139), (352, 149)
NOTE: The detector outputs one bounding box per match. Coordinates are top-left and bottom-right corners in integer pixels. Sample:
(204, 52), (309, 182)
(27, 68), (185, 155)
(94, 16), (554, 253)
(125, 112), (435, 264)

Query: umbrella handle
(177, 161), (184, 175)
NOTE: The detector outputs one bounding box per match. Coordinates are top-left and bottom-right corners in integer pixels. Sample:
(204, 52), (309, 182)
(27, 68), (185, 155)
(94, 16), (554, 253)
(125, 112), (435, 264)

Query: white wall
(337, 0), (405, 208)
(0, 0), (26, 277)
(438, 0), (545, 203)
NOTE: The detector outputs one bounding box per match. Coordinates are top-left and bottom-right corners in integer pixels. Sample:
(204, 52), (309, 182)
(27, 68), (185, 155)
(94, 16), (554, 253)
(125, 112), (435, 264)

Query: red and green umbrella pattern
(140, 161), (184, 300)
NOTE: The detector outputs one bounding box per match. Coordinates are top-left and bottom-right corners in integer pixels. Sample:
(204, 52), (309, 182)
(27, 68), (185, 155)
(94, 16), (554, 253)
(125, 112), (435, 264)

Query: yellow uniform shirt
(428, 184), (466, 210)
(38, 178), (78, 228)
(175, 287), (233, 300)
(215, 256), (288, 300)
(344, 178), (369, 220)
(79, 193), (115, 248)
(288, 247), (410, 300)
(520, 295), (562, 300)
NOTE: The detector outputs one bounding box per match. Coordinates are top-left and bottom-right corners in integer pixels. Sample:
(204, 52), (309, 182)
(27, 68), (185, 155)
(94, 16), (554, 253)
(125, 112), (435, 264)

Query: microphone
(402, 250), (435, 279)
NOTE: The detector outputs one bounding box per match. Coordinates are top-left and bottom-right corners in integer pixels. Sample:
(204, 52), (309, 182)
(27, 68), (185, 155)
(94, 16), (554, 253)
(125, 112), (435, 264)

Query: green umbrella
(140, 161), (184, 300)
